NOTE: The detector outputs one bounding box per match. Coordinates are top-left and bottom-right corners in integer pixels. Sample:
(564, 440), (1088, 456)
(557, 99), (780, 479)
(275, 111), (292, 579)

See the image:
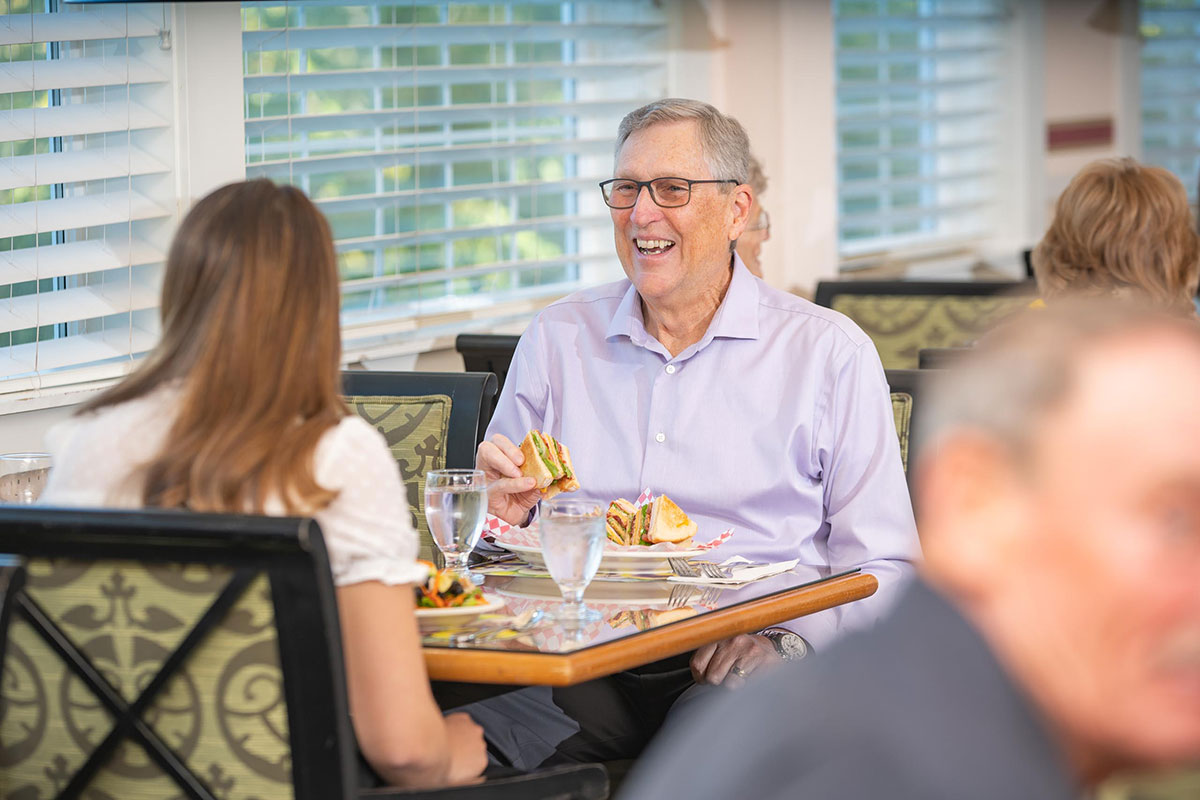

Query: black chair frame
(454, 334), (521, 431)
(917, 346), (973, 370)
(0, 507), (357, 800)
(814, 279), (1037, 308)
(342, 371), (499, 469)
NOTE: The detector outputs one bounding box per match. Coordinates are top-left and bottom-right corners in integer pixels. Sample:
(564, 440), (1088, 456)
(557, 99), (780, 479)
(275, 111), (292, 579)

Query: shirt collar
(605, 253), (762, 351)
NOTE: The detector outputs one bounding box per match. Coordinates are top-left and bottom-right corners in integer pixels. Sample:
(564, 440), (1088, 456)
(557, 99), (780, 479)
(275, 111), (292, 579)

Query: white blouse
(41, 385), (426, 588)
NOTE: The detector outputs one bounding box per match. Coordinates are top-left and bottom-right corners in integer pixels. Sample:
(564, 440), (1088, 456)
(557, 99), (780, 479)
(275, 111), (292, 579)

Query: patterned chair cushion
(0, 559), (291, 800)
(891, 392), (913, 473)
(832, 294), (1029, 370)
(344, 394), (451, 562)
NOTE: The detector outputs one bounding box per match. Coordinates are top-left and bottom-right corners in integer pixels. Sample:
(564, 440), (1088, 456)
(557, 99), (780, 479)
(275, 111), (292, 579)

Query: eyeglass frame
(598, 177), (740, 209)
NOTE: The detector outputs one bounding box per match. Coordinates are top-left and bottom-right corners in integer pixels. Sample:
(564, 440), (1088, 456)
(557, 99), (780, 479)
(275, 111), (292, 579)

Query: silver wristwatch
(761, 629), (810, 662)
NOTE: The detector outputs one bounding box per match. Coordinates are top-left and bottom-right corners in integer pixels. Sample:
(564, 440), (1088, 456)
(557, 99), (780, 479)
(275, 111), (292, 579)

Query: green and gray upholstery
(342, 371), (498, 563)
(815, 280), (1036, 370)
(0, 507), (608, 800)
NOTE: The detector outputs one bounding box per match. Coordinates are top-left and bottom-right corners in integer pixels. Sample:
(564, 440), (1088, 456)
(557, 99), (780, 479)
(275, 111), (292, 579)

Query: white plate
(496, 542), (709, 575)
(414, 594), (506, 630)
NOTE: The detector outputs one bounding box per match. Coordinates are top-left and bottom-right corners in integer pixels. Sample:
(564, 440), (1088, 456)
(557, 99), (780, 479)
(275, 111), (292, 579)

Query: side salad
(414, 560), (486, 609)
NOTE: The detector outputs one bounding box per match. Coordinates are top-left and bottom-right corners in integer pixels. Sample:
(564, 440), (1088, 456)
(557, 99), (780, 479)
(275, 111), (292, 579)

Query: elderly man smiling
(469, 98), (919, 769)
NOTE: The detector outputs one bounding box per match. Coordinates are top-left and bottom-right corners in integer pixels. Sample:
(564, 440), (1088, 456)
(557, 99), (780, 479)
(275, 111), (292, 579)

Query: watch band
(760, 628), (810, 662)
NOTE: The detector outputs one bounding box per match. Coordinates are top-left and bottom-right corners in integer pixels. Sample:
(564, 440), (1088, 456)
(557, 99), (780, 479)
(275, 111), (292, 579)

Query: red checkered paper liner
(483, 488), (733, 551)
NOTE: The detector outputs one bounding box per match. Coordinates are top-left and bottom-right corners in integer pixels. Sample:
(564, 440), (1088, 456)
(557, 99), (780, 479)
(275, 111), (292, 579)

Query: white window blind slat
(1140, 2), (1200, 203)
(834, 0), (1013, 258)
(244, 0), (666, 339)
(0, 190), (169, 240)
(0, 6), (161, 47)
(0, 101), (169, 143)
(242, 21), (662, 50)
(0, 282), (160, 335)
(0, 146), (169, 192)
(247, 136), (616, 178)
(2, 324), (158, 379)
(0, 239), (162, 285)
(0, 54), (167, 94)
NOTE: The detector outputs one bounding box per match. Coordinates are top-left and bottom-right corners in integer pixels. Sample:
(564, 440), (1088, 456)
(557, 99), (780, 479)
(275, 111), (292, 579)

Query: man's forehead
(614, 120), (709, 177)
(1038, 332), (1200, 471)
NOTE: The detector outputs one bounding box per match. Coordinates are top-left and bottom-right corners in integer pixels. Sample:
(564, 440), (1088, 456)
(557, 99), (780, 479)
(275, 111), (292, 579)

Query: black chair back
(455, 334), (520, 425)
(917, 346), (973, 370)
(0, 507), (356, 800)
(885, 368), (928, 486)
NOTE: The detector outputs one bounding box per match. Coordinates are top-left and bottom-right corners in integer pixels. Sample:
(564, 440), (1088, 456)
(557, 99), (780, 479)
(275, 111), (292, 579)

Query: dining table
(420, 562), (877, 687)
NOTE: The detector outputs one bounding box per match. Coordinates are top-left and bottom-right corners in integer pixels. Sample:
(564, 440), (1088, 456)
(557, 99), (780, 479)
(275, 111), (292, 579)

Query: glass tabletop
(420, 563), (864, 656)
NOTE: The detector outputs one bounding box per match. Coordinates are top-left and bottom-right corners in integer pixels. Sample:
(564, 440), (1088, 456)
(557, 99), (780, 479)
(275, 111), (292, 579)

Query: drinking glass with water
(424, 469), (488, 583)
(0, 453), (51, 505)
(540, 499), (606, 622)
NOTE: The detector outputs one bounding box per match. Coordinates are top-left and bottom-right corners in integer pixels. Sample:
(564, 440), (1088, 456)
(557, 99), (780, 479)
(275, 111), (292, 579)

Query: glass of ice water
(424, 469), (488, 583)
(539, 499), (606, 622)
(0, 453), (51, 505)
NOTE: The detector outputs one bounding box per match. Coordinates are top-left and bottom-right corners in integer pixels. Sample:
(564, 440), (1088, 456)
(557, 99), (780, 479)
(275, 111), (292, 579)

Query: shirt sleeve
(484, 319), (550, 443)
(313, 415), (428, 587)
(793, 340), (921, 645)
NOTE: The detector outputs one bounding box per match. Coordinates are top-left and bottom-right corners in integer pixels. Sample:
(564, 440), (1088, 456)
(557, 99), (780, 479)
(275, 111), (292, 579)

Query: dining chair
(917, 346), (973, 370)
(814, 279), (1036, 370)
(342, 371), (498, 561)
(885, 368), (927, 485)
(454, 334), (521, 430)
(0, 506), (608, 800)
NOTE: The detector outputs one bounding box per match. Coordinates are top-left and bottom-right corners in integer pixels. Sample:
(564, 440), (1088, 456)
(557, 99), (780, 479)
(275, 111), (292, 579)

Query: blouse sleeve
(312, 415), (428, 587)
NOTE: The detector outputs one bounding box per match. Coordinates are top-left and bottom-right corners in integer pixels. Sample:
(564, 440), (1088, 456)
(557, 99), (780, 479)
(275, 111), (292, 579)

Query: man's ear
(728, 184), (754, 242)
(917, 431), (1036, 599)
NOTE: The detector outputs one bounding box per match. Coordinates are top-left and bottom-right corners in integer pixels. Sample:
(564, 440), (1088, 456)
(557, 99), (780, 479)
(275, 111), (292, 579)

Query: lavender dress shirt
(487, 256), (920, 646)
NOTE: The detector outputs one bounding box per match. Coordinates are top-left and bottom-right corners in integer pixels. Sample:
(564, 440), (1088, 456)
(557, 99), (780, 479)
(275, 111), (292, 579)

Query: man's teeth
(636, 238), (676, 254)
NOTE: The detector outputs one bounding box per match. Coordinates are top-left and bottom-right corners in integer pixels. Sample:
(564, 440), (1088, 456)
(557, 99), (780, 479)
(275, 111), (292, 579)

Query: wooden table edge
(424, 571), (877, 686)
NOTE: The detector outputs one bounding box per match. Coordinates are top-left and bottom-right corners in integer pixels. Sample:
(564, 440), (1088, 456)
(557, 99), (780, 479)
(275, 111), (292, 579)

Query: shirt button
(665, 364), (676, 374)
(655, 432), (666, 443)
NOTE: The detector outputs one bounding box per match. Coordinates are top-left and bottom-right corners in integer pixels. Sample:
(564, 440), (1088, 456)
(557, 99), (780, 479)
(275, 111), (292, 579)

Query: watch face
(775, 633), (808, 660)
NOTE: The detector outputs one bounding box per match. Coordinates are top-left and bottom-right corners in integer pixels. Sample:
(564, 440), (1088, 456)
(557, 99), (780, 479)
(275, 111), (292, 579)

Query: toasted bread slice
(646, 494), (698, 544)
(605, 498), (636, 545)
(519, 431), (557, 490)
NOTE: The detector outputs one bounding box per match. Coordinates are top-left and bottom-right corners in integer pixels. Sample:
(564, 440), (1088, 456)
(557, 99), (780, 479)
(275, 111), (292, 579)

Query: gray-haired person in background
(735, 154), (770, 278)
(621, 299), (1200, 800)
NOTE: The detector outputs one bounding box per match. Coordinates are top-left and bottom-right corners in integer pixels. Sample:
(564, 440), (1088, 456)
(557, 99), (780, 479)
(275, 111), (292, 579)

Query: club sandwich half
(519, 430), (580, 500)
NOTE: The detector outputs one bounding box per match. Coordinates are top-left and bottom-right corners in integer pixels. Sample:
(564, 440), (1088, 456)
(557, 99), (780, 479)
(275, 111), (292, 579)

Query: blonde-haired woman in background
(40, 180), (487, 789)
(1033, 157), (1200, 315)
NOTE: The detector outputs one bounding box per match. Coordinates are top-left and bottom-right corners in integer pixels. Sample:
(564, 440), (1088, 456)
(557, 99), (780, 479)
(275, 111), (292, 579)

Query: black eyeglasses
(598, 177), (739, 209)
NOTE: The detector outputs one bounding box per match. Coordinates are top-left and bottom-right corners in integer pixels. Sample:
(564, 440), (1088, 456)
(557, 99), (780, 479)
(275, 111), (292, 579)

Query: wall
(1040, 0), (1142, 218)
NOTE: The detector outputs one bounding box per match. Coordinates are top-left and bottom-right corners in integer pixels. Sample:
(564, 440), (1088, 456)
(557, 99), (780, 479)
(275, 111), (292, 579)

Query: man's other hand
(690, 634), (781, 688)
(476, 433), (540, 525)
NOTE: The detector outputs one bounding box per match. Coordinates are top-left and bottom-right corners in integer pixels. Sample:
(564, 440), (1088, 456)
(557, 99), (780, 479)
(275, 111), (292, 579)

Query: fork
(667, 583), (695, 609)
(668, 557), (699, 578)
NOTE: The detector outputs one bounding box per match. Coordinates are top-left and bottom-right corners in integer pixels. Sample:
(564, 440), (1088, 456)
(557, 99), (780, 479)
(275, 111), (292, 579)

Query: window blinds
(241, 0), (667, 350)
(1140, 0), (1200, 204)
(833, 0), (1012, 258)
(0, 1), (175, 394)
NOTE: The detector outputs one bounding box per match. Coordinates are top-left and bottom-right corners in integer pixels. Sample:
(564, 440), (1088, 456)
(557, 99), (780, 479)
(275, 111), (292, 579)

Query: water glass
(0, 453), (51, 505)
(424, 469), (488, 582)
(539, 499), (606, 622)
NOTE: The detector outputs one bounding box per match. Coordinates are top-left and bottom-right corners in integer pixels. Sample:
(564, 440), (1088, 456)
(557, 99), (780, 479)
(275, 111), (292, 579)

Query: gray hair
(746, 154), (768, 196)
(615, 98), (751, 185)
(916, 299), (1200, 462)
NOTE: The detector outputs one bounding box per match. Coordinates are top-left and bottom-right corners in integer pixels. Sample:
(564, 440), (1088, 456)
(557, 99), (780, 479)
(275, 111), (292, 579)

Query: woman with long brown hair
(1033, 157), (1200, 314)
(40, 179), (487, 788)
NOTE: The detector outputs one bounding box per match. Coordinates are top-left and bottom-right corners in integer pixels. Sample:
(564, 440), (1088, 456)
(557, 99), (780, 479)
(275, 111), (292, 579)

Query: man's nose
(629, 184), (663, 225)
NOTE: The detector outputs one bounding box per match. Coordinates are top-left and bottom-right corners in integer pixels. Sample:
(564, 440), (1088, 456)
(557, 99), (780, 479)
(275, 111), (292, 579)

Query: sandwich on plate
(605, 494), (697, 546)
(519, 430), (580, 500)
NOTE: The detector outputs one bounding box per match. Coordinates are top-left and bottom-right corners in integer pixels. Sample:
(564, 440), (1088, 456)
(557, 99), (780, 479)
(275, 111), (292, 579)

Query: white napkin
(668, 556), (800, 586)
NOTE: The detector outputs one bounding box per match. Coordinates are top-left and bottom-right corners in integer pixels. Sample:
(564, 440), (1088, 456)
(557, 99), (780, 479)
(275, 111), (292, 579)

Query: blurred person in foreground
(1033, 157), (1200, 315)
(621, 299), (1200, 800)
(469, 98), (918, 769)
(39, 180), (487, 789)
(735, 153), (770, 278)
